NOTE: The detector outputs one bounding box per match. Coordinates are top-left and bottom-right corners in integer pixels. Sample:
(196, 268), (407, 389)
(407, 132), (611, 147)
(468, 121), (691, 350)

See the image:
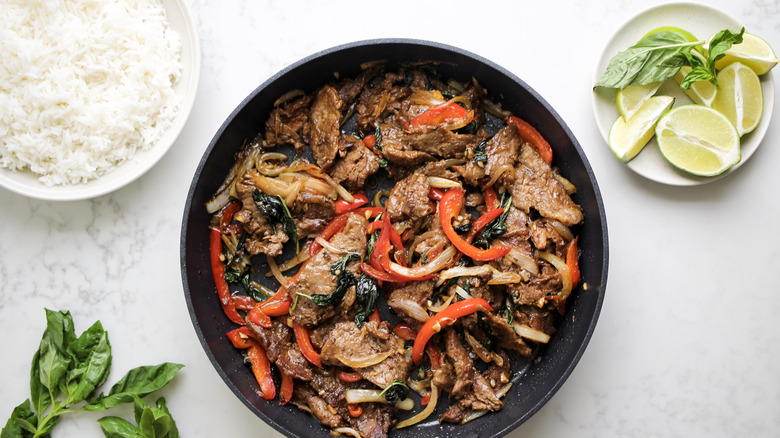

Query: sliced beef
(482, 311), (532, 357)
(418, 159), (462, 179)
(379, 123), (435, 167)
(386, 279), (434, 324)
(484, 124), (522, 187)
(329, 135), (381, 192)
(385, 170), (433, 231)
(308, 369), (394, 438)
(337, 66), (379, 108)
(443, 327), (474, 398)
(265, 94), (312, 154)
(291, 191), (335, 240)
(458, 159), (486, 187)
(320, 320), (412, 389)
(530, 219), (567, 255)
(515, 305), (558, 336)
(307, 85), (343, 170)
(502, 205), (531, 239)
(355, 71), (410, 132)
(404, 126), (477, 158)
(233, 170), (287, 256)
(506, 262), (562, 307)
(511, 142), (583, 226)
(245, 317), (313, 381)
(289, 213), (368, 328)
(482, 350), (511, 390)
(291, 383), (344, 429)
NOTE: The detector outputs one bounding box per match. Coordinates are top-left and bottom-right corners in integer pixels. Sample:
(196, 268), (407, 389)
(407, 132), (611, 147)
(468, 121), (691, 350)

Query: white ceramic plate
(0, 0), (200, 201)
(592, 2), (774, 186)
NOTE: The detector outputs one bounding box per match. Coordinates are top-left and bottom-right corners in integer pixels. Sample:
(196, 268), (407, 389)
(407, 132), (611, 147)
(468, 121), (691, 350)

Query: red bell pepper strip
(439, 188), (511, 262)
(279, 372), (294, 405)
(209, 227), (246, 325)
(233, 295), (258, 311)
(348, 404), (363, 417)
(335, 193), (369, 215)
(293, 321), (322, 368)
(248, 303), (272, 328)
(337, 371), (364, 383)
(567, 237), (580, 289)
(226, 327), (256, 349)
(261, 298), (291, 317)
(412, 297), (493, 365)
(220, 201), (243, 232)
(428, 187), (445, 201)
(508, 115), (553, 165)
(247, 344), (276, 400)
(421, 392), (432, 406)
(425, 344), (441, 370)
(393, 322), (417, 341)
(363, 134), (376, 150)
(226, 328), (276, 400)
(369, 307), (381, 323)
(483, 187), (499, 211)
(410, 102), (471, 128)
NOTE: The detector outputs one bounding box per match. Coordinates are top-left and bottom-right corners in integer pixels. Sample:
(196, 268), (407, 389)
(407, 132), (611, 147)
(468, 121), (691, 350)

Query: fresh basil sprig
(680, 28), (744, 89)
(595, 28), (744, 90)
(1, 309), (183, 438)
(98, 396), (179, 438)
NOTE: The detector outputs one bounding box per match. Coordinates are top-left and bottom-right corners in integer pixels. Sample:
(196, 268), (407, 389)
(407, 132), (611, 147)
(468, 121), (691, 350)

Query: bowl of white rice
(0, 0), (199, 201)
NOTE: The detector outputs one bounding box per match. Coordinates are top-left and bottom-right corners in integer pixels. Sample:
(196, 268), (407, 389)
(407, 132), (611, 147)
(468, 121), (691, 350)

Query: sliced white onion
(333, 350), (392, 369)
(483, 164), (514, 188)
(388, 245), (456, 278)
(284, 179), (303, 206)
(389, 298), (430, 322)
(464, 330), (492, 363)
(486, 271), (525, 285)
(427, 176), (462, 189)
(273, 89), (304, 107)
(548, 220), (574, 242)
(345, 389), (413, 411)
(276, 249), (310, 272)
(553, 170), (577, 195)
(314, 236), (349, 256)
(454, 285), (472, 300)
(266, 255), (290, 287)
(251, 172), (290, 197)
(511, 322), (551, 344)
(436, 265), (493, 285)
(482, 99), (512, 121)
(206, 147), (262, 213)
(427, 292), (455, 313)
(396, 384), (438, 429)
(536, 250), (572, 298)
(504, 248), (539, 276)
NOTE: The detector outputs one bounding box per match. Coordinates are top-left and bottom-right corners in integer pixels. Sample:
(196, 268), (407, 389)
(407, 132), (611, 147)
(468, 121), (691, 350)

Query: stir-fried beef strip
(288, 212), (368, 328)
(212, 64), (585, 434)
(264, 93), (312, 154)
(320, 320), (412, 388)
(329, 135), (382, 192)
(245, 317), (314, 381)
(307, 85), (343, 171)
(291, 191), (335, 240)
(510, 142), (583, 227)
(233, 171), (288, 256)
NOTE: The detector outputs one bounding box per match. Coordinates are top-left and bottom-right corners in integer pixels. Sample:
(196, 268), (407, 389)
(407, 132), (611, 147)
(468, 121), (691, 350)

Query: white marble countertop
(1, 0), (779, 437)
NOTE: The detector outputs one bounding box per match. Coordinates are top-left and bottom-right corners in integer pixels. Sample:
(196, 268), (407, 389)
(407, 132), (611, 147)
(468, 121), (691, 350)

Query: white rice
(0, 0), (183, 186)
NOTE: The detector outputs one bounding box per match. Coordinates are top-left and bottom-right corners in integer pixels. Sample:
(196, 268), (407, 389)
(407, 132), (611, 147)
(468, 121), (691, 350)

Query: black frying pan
(180, 39), (609, 438)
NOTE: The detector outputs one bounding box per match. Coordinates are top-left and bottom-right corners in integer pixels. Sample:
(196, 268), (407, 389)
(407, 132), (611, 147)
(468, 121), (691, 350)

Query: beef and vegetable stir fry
(207, 63), (583, 438)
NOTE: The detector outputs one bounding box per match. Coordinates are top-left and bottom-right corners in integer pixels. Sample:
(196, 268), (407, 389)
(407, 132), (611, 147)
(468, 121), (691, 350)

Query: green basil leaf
(97, 416), (143, 438)
(36, 310), (77, 401)
(154, 398), (179, 438)
(1, 399), (37, 438)
(679, 66), (716, 89)
(85, 363), (184, 411)
(64, 322), (112, 405)
(595, 31), (699, 89)
(354, 275), (379, 327)
(29, 350), (51, 422)
(707, 28), (745, 69)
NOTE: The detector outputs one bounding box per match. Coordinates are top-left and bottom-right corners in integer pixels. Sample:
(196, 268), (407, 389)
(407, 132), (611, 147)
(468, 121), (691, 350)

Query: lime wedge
(655, 105), (740, 176)
(616, 82), (662, 121)
(711, 32), (778, 75)
(710, 62), (763, 136)
(609, 95), (674, 162)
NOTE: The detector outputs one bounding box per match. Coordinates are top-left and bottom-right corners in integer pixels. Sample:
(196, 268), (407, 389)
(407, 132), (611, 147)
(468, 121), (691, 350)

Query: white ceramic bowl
(592, 2), (774, 186)
(0, 0), (200, 201)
